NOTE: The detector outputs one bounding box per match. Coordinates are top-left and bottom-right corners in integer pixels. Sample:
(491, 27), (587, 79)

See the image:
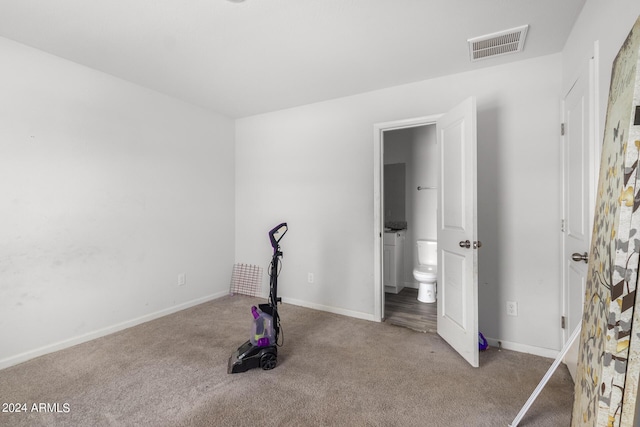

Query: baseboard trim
(0, 291), (229, 371)
(485, 337), (560, 359)
(2, 293), (561, 370)
(282, 297), (376, 322)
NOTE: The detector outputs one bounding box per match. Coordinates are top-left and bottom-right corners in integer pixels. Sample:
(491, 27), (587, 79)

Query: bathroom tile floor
(384, 287), (436, 333)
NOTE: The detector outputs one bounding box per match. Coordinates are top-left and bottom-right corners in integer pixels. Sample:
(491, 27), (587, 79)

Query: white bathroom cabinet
(383, 230), (405, 294)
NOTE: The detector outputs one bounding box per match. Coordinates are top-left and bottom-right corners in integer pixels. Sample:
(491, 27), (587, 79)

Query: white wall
(236, 53), (563, 353)
(0, 37), (236, 369)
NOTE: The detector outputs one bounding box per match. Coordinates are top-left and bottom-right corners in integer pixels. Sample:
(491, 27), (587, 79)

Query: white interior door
(562, 60), (594, 380)
(436, 97), (479, 367)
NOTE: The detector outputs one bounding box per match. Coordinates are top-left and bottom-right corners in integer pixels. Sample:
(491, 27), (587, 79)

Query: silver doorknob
(474, 241), (482, 249)
(571, 252), (588, 263)
(459, 240), (471, 248)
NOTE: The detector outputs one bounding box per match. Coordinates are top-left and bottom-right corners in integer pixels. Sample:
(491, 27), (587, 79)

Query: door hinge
(561, 219), (565, 233)
(561, 123), (565, 136)
(561, 316), (566, 329)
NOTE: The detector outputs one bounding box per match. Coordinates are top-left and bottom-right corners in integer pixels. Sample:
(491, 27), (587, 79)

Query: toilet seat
(413, 265), (436, 281)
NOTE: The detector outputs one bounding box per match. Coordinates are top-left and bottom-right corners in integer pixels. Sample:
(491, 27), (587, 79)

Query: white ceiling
(0, 0), (585, 118)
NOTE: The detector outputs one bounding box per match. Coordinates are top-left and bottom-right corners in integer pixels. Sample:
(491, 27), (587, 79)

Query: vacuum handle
(269, 222), (288, 249)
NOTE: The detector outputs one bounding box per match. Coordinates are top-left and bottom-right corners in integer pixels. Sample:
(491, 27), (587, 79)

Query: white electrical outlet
(308, 273), (314, 283)
(178, 273), (186, 286)
(506, 301), (518, 316)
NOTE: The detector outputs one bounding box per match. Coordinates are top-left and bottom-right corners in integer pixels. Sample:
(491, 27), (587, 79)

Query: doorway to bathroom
(381, 124), (438, 333)
(373, 97), (480, 367)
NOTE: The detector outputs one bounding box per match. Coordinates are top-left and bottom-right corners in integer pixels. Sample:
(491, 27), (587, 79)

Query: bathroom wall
(384, 126), (437, 289)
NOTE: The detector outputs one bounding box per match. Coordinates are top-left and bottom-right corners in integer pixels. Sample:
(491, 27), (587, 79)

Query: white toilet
(413, 240), (437, 303)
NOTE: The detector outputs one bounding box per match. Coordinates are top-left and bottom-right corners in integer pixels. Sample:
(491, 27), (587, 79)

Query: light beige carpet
(0, 295), (573, 426)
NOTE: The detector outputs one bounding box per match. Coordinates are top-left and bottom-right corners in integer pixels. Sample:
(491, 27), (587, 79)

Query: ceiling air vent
(468, 25), (529, 62)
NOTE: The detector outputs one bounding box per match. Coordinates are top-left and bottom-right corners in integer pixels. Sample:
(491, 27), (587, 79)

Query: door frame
(373, 114), (442, 322)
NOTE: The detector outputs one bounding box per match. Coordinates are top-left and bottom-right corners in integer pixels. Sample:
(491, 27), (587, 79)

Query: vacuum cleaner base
(228, 340), (278, 374)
